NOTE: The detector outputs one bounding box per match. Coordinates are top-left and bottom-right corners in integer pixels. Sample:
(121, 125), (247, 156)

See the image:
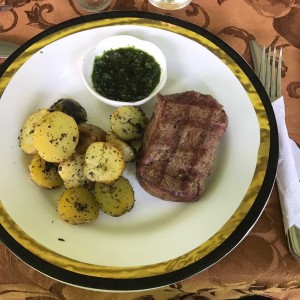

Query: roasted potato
(94, 176), (135, 217)
(106, 131), (136, 162)
(50, 98), (87, 124)
(58, 187), (100, 224)
(19, 108), (50, 154)
(28, 154), (63, 189)
(58, 154), (93, 189)
(110, 106), (148, 140)
(76, 123), (106, 154)
(83, 142), (125, 184)
(33, 111), (79, 163)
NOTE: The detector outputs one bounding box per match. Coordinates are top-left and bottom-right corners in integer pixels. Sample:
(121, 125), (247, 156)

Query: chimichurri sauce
(91, 47), (161, 102)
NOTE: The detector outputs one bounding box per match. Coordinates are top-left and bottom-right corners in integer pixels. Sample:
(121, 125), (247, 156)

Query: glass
(148, 0), (192, 10)
(76, 0), (111, 13)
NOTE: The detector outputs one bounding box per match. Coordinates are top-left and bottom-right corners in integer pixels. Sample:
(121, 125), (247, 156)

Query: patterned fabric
(0, 0), (300, 299)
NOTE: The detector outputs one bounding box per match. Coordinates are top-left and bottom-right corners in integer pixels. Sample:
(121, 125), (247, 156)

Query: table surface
(0, 1), (299, 299)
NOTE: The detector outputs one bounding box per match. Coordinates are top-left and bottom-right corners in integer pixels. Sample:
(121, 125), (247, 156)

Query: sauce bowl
(82, 35), (167, 107)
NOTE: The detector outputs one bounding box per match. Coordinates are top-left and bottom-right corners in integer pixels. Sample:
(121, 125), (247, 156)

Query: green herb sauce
(91, 47), (161, 102)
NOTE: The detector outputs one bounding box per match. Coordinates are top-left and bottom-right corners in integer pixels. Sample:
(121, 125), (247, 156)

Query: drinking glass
(148, 0), (192, 10)
(76, 0), (111, 13)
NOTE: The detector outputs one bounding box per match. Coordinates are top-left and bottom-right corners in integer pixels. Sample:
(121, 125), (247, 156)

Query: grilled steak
(136, 91), (228, 202)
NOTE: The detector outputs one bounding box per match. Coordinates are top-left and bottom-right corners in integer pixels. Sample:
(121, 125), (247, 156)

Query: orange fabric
(0, 1), (300, 299)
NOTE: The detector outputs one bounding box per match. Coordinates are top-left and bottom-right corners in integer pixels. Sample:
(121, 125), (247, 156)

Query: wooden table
(0, 1), (299, 299)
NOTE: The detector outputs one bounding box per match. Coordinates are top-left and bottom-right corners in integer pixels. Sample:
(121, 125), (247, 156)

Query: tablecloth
(0, 0), (300, 299)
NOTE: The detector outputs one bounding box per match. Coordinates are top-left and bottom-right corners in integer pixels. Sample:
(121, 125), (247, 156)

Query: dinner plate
(0, 11), (278, 291)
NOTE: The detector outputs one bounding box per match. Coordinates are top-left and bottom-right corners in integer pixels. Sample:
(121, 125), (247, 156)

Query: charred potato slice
(28, 154), (63, 189)
(19, 108), (50, 154)
(33, 111), (79, 163)
(94, 176), (135, 217)
(58, 154), (93, 189)
(76, 123), (106, 154)
(50, 98), (87, 124)
(106, 131), (136, 162)
(110, 106), (148, 140)
(58, 187), (100, 224)
(84, 142), (125, 184)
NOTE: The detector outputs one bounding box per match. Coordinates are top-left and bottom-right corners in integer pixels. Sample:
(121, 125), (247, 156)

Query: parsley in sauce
(91, 47), (161, 102)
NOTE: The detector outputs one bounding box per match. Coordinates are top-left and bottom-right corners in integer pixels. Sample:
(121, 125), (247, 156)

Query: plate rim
(0, 10), (278, 291)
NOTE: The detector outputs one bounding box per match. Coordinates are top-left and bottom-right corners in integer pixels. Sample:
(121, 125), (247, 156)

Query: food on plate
(136, 91), (228, 202)
(28, 154), (63, 189)
(18, 99), (143, 224)
(18, 108), (50, 154)
(75, 123), (106, 154)
(33, 111), (79, 163)
(83, 142), (125, 183)
(49, 98), (87, 124)
(110, 106), (149, 140)
(58, 154), (93, 189)
(57, 187), (100, 224)
(94, 176), (135, 217)
(106, 131), (136, 162)
(92, 47), (161, 102)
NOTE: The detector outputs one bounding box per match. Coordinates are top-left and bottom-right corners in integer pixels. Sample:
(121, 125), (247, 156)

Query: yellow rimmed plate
(0, 11), (278, 291)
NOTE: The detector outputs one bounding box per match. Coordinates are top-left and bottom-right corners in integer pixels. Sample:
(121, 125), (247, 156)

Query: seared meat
(136, 91), (228, 202)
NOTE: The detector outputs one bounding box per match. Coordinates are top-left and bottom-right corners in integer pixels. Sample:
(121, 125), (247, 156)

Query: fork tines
(259, 45), (283, 102)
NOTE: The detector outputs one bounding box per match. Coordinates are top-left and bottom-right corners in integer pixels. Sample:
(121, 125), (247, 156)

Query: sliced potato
(110, 106), (148, 140)
(76, 123), (106, 154)
(28, 154), (63, 189)
(58, 154), (93, 189)
(106, 131), (136, 162)
(94, 176), (135, 217)
(33, 111), (79, 163)
(50, 98), (87, 124)
(84, 142), (125, 184)
(58, 187), (100, 224)
(129, 138), (143, 154)
(19, 108), (50, 154)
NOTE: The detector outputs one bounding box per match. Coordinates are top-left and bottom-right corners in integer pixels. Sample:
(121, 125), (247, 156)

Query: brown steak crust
(136, 91), (228, 202)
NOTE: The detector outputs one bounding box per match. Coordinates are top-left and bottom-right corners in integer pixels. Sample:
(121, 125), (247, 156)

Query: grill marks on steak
(136, 91), (228, 202)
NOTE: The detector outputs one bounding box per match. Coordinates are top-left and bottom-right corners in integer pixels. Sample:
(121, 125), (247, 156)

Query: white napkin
(272, 96), (300, 233)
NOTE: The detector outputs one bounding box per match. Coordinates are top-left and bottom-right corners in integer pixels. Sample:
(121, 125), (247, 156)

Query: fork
(250, 41), (300, 260)
(258, 45), (283, 102)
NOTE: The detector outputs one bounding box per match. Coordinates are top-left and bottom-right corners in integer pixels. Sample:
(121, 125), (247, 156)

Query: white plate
(0, 11), (277, 291)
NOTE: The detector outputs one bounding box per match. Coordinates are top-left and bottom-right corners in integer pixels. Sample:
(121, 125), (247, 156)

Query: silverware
(250, 40), (282, 102)
(258, 46), (282, 102)
(250, 40), (300, 260)
(0, 41), (19, 59)
(287, 225), (300, 259)
(249, 40), (263, 76)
